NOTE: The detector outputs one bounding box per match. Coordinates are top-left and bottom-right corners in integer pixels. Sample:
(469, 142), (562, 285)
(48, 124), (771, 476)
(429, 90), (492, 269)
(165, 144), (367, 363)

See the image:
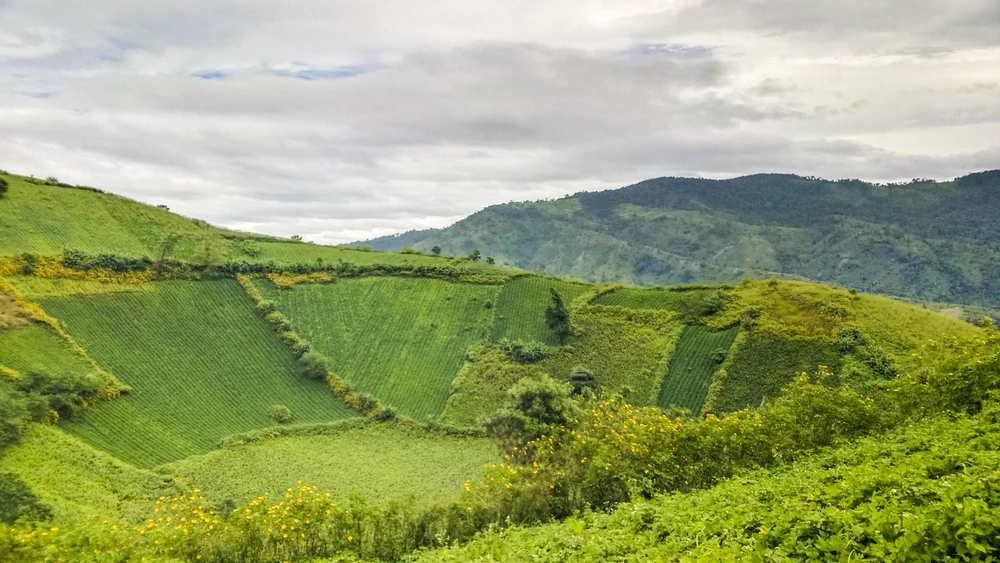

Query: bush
(299, 351), (329, 381)
(499, 338), (550, 363)
(0, 177), (8, 198)
(270, 405), (293, 424)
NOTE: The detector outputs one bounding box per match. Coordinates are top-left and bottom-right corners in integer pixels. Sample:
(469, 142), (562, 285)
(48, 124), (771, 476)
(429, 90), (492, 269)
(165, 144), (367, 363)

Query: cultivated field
(0, 323), (93, 377)
(658, 325), (739, 413)
(259, 277), (500, 419)
(165, 424), (498, 506)
(491, 276), (592, 345)
(38, 280), (356, 466)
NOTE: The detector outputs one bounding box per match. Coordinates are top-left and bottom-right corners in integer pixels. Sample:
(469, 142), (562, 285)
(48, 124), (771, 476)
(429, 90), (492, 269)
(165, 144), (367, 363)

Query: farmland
(165, 423), (498, 506)
(258, 277), (499, 420)
(0, 323), (93, 378)
(658, 325), (740, 413)
(595, 286), (714, 312)
(491, 276), (593, 345)
(37, 280), (357, 466)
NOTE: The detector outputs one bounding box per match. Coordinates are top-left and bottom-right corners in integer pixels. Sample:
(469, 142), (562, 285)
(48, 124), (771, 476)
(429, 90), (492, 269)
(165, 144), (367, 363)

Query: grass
(164, 424), (498, 506)
(7, 276), (155, 298)
(0, 322), (93, 377)
(0, 424), (176, 525)
(594, 287), (715, 312)
(37, 280), (357, 467)
(259, 277), (500, 420)
(439, 346), (546, 427)
(491, 276), (593, 345)
(658, 325), (739, 413)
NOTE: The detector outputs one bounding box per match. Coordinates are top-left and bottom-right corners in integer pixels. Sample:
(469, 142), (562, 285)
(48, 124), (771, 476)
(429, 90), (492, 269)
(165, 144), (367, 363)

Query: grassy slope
(364, 171), (1000, 308)
(37, 280), (356, 467)
(259, 278), (499, 420)
(491, 276), (593, 345)
(405, 409), (1000, 563)
(0, 424), (176, 525)
(0, 172), (509, 272)
(164, 425), (498, 506)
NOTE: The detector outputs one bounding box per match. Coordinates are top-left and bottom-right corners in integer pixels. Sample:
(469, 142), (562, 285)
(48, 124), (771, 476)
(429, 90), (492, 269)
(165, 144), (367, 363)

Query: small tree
(431, 245), (442, 256)
(0, 178), (8, 198)
(483, 373), (579, 456)
(271, 404), (293, 424)
(486, 256), (495, 265)
(545, 288), (571, 344)
(468, 249), (481, 262)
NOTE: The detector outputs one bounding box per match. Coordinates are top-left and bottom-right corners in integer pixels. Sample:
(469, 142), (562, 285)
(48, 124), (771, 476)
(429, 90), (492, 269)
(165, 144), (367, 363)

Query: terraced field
(259, 278), (500, 419)
(491, 276), (592, 345)
(658, 325), (739, 413)
(38, 280), (356, 467)
(165, 424), (498, 506)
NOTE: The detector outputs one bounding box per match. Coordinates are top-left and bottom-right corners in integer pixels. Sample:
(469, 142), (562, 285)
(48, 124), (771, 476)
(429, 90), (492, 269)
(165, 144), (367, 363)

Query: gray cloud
(0, 1), (997, 244)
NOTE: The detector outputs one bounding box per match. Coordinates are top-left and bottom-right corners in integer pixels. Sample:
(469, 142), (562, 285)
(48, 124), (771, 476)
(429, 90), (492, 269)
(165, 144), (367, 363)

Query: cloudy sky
(2, 1), (998, 243)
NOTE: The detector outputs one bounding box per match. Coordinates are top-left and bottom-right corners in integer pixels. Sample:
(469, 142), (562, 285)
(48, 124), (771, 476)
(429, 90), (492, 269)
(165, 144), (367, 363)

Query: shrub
(499, 338), (550, 363)
(270, 404), (293, 424)
(0, 177), (8, 198)
(299, 351), (329, 381)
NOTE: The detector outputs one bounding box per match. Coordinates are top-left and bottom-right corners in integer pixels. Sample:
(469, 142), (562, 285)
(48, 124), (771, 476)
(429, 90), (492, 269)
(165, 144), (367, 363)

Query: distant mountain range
(359, 170), (1000, 309)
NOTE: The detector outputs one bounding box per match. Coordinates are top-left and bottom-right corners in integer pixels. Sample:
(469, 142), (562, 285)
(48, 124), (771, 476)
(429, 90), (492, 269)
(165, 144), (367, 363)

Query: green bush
(270, 404), (293, 424)
(0, 177), (8, 198)
(299, 351), (329, 381)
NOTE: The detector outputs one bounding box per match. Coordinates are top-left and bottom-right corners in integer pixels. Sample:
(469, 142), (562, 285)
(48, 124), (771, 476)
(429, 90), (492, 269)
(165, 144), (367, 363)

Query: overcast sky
(2, 1), (998, 243)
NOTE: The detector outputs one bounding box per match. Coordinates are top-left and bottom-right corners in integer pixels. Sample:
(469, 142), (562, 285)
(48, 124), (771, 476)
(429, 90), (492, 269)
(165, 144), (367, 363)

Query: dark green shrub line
(217, 417), (486, 449)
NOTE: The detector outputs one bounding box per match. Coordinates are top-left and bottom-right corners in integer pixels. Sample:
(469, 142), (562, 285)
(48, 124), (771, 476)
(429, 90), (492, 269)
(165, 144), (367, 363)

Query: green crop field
(259, 277), (499, 420)
(0, 322), (93, 377)
(36, 280), (356, 467)
(491, 276), (593, 345)
(164, 424), (498, 506)
(658, 325), (739, 413)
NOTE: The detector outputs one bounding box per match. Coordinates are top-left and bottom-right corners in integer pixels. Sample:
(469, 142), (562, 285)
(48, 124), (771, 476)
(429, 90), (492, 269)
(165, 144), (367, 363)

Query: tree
(431, 246), (442, 256)
(545, 288), (571, 344)
(486, 256), (495, 265)
(290, 235), (303, 242)
(0, 178), (8, 198)
(469, 249), (481, 261)
(567, 366), (595, 395)
(483, 373), (579, 456)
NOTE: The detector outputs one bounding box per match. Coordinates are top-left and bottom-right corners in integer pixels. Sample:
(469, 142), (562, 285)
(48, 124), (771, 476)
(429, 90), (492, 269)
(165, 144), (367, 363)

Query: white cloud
(1, 0), (997, 243)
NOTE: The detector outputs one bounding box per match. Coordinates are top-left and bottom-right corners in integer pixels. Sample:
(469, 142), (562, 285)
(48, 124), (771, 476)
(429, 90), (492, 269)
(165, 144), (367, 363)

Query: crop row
(39, 280), (356, 467)
(491, 276), (592, 345)
(259, 277), (500, 420)
(658, 325), (739, 413)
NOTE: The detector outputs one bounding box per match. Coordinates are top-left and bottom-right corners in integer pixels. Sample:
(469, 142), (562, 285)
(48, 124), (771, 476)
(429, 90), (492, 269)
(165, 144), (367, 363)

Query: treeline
(9, 250), (510, 284)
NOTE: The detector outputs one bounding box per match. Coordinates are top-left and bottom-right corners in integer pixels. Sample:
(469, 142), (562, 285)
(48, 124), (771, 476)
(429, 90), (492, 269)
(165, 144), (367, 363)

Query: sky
(1, 1), (998, 244)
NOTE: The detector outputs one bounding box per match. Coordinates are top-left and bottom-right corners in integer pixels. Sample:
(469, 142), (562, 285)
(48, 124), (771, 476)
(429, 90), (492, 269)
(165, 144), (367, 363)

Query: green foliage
(491, 276), (591, 345)
(704, 331), (843, 414)
(408, 406), (1000, 563)
(164, 424), (498, 507)
(39, 280), (356, 466)
(483, 373), (579, 455)
(0, 177), (8, 198)
(498, 338), (550, 363)
(596, 287), (726, 322)
(258, 277), (499, 420)
(468, 249), (481, 261)
(0, 472), (51, 524)
(270, 404), (293, 424)
(439, 346), (544, 427)
(544, 288), (571, 344)
(658, 325), (739, 413)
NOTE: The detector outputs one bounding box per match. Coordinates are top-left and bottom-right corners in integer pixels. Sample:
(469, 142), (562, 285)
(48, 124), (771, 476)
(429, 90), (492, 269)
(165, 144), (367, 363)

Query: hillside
(1, 168), (998, 562)
(361, 171), (1000, 311)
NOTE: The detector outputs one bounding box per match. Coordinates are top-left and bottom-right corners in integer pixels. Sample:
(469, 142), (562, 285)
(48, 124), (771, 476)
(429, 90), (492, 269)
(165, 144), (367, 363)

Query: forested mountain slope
(362, 171), (1000, 308)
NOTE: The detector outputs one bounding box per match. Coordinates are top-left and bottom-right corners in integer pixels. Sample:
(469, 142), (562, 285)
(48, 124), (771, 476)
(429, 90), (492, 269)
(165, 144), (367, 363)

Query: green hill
(1, 168), (998, 562)
(362, 171), (1000, 311)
